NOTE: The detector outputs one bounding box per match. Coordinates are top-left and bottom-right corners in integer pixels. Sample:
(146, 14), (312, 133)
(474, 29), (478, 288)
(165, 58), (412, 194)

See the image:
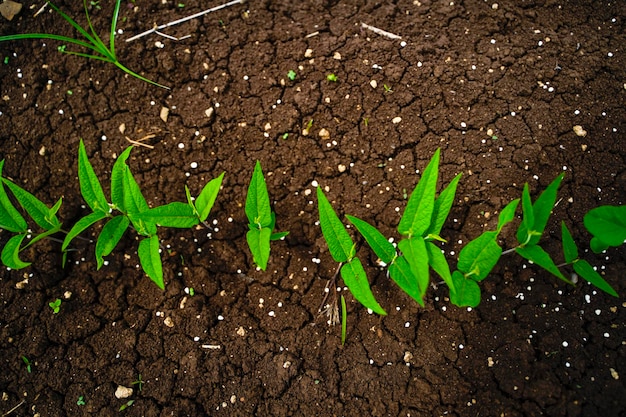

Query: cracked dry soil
(1, 0), (625, 416)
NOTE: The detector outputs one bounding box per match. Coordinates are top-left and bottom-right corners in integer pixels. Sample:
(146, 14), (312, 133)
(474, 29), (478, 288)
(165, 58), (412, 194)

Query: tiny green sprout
(67, 90), (73, 95)
(177, 3), (185, 7)
(287, 70), (297, 81)
(57, 45), (67, 52)
(119, 400), (134, 411)
(131, 374), (144, 392)
(363, 117), (369, 126)
(49, 298), (62, 314)
(383, 84), (393, 93)
(189, 287), (195, 296)
(21, 356), (32, 373)
(326, 73), (338, 82)
(491, 135), (498, 140)
(3, 56), (8, 64)
(306, 119), (314, 130)
(90, 1), (101, 10)
(282, 133), (289, 140)
(402, 188), (408, 200)
(77, 396), (86, 406)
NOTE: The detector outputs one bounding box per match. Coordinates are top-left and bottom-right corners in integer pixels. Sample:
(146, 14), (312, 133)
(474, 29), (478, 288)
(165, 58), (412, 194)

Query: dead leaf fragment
(0, 1), (22, 21)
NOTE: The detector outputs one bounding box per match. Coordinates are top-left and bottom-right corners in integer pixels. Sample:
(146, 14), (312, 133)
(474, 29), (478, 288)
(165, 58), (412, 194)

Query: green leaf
(1, 234), (31, 269)
(0, 161), (28, 233)
(346, 215), (396, 265)
(245, 161), (272, 228)
(2, 179), (60, 230)
(573, 260), (618, 297)
(398, 148), (440, 237)
(340, 258), (386, 315)
(457, 231), (501, 281)
(426, 241), (454, 292)
(516, 244), (569, 283)
(95, 215), (130, 269)
(560, 222), (578, 264)
(246, 227), (271, 270)
(518, 183), (535, 244)
(427, 172), (462, 237)
(497, 199), (520, 233)
(590, 237), (609, 254)
(62, 211), (107, 251)
(110, 146), (134, 212)
(583, 205), (626, 250)
(122, 166), (156, 236)
(398, 236), (429, 296)
(195, 172), (224, 222)
(270, 231), (289, 241)
(449, 270), (481, 307)
(136, 202), (198, 228)
(47, 197), (63, 224)
(517, 173), (564, 246)
(388, 255), (423, 307)
(78, 139), (110, 213)
(138, 235), (164, 290)
(317, 187), (354, 263)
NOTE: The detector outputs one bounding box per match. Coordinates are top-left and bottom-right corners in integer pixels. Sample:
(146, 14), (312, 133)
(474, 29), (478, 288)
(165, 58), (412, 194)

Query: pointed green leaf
(270, 231), (289, 241)
(388, 255), (423, 307)
(138, 235), (164, 290)
(584, 205), (626, 250)
(122, 166), (156, 236)
(95, 215), (130, 269)
(398, 149), (440, 237)
(497, 199), (520, 233)
(246, 227), (271, 270)
(47, 197), (63, 223)
(450, 270), (481, 307)
(195, 172), (224, 222)
(340, 257), (386, 315)
(0, 161), (27, 233)
(398, 236), (429, 295)
(1, 234), (30, 269)
(2, 179), (59, 230)
(62, 211), (107, 251)
(346, 215), (396, 265)
(426, 241), (454, 292)
(110, 146), (134, 211)
(78, 139), (110, 213)
(517, 174), (564, 246)
(317, 187), (353, 263)
(573, 260), (618, 297)
(457, 231), (501, 281)
(518, 183), (535, 245)
(427, 172), (462, 237)
(561, 222), (578, 264)
(516, 244), (569, 283)
(136, 202), (198, 228)
(246, 161), (272, 228)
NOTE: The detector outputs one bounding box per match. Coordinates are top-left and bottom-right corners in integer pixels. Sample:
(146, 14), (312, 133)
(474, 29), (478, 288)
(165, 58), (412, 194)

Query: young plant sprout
(49, 298), (62, 314)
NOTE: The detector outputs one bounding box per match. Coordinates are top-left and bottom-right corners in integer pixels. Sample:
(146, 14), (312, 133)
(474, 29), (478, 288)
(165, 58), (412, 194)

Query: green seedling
(287, 70), (297, 81)
(77, 396), (86, 406)
(131, 374), (144, 392)
(282, 133), (289, 140)
(340, 294), (347, 346)
(189, 287), (195, 296)
(363, 117), (369, 127)
(119, 400), (134, 411)
(383, 84), (393, 93)
(326, 73), (338, 82)
(177, 3), (185, 7)
(49, 298), (62, 314)
(21, 356), (32, 373)
(245, 161), (288, 270)
(0, 0), (168, 89)
(3, 56), (8, 64)
(584, 205), (626, 253)
(89, 1), (101, 10)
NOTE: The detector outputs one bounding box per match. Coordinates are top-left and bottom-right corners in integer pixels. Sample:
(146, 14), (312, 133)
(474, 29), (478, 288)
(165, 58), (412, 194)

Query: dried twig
(360, 22), (402, 40)
(126, 0), (246, 42)
(125, 133), (156, 149)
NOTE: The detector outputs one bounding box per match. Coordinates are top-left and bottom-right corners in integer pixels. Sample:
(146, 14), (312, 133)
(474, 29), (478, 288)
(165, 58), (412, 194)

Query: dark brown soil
(1, 1), (625, 416)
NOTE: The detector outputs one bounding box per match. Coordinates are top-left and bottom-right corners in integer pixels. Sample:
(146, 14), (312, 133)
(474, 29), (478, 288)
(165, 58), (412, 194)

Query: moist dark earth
(1, 0), (625, 416)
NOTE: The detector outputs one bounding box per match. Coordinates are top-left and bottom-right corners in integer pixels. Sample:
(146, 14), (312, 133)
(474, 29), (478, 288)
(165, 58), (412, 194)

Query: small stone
(119, 123), (126, 134)
(205, 107), (214, 118)
(487, 128), (494, 136)
(39, 146), (46, 156)
(338, 164), (346, 173)
(264, 122), (272, 131)
(491, 3), (498, 9)
(318, 128), (330, 139)
(115, 386), (133, 399)
(164, 317), (174, 327)
(403, 351), (413, 363)
(370, 80), (378, 88)
(581, 144), (588, 151)
(160, 107), (169, 122)
(304, 49), (313, 58)
(610, 368), (619, 380)
(333, 52), (342, 60)
(236, 326), (246, 337)
(573, 125), (587, 137)
(0, 1), (23, 21)
(392, 116), (402, 124)
(487, 357), (495, 367)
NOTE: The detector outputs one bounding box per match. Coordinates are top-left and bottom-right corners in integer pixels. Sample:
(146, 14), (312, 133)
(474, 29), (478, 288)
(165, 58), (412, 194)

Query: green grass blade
(426, 241), (454, 292)
(340, 294), (347, 345)
(2, 179), (59, 230)
(0, 33), (99, 54)
(427, 171), (462, 237)
(397, 236), (429, 296)
(0, 161), (28, 233)
(246, 227), (271, 270)
(1, 234), (31, 269)
(317, 187), (353, 263)
(388, 255), (423, 306)
(62, 211), (107, 251)
(95, 215), (129, 269)
(346, 215), (396, 265)
(82, 0), (108, 55)
(78, 139), (109, 214)
(110, 146), (133, 211)
(340, 258), (386, 315)
(516, 244), (569, 283)
(109, 0), (122, 55)
(136, 202), (198, 228)
(195, 172), (224, 222)
(398, 149), (440, 237)
(573, 260), (618, 297)
(138, 235), (164, 289)
(450, 270), (481, 307)
(583, 205), (626, 249)
(497, 198), (520, 233)
(560, 222), (578, 264)
(246, 161), (272, 228)
(457, 231), (501, 281)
